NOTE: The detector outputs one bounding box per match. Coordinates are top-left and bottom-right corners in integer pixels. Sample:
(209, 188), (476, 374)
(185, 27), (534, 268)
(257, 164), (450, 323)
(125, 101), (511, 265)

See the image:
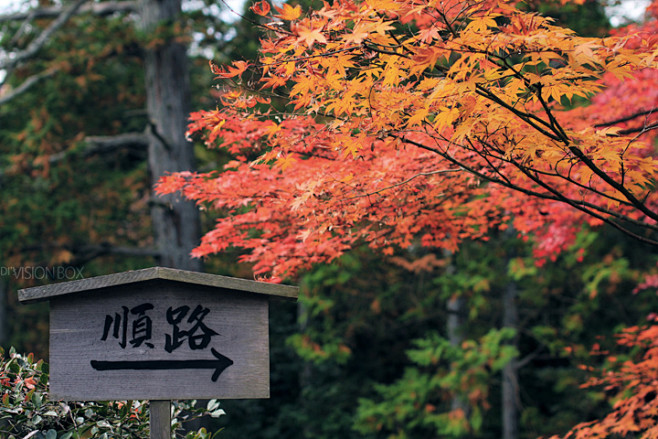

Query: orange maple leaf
(275, 4), (301, 21)
(296, 24), (328, 47)
(418, 26), (441, 43)
(251, 0), (271, 16)
(213, 61), (250, 79)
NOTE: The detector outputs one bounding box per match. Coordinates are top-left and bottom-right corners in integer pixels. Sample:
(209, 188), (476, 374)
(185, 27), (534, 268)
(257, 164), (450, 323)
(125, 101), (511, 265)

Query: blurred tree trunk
(445, 249), (468, 416)
(502, 278), (519, 439)
(0, 279), (7, 347)
(447, 294), (469, 414)
(298, 300), (314, 438)
(502, 229), (520, 439)
(139, 0), (202, 272)
(138, 0), (204, 432)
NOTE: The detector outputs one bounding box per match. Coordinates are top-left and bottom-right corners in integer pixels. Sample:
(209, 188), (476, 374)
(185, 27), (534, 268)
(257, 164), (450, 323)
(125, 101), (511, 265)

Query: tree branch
(0, 1), (137, 23)
(466, 135), (658, 234)
(0, 68), (57, 106)
(0, 132), (148, 181)
(594, 107), (658, 128)
(14, 242), (161, 268)
(474, 85), (564, 143)
(82, 132), (150, 155)
(395, 133), (658, 246)
(617, 122), (658, 136)
(74, 243), (161, 258)
(568, 145), (658, 223)
(347, 169), (460, 200)
(509, 155), (658, 246)
(146, 120), (173, 151)
(0, 0), (89, 71)
(46, 132), (149, 164)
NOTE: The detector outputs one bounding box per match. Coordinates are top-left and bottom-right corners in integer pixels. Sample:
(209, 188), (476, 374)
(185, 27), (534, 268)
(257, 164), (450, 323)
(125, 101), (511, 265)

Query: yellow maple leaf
(341, 21), (371, 45)
(407, 107), (429, 127)
(275, 3), (302, 21)
(433, 106), (460, 131)
(276, 153), (297, 170)
(464, 16), (499, 33)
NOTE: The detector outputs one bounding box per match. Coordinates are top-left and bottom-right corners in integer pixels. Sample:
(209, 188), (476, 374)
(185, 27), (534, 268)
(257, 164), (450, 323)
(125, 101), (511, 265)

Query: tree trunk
(138, 0), (201, 272)
(0, 278), (7, 347)
(447, 294), (469, 414)
(298, 300), (313, 438)
(137, 0), (203, 433)
(445, 250), (468, 416)
(502, 278), (519, 439)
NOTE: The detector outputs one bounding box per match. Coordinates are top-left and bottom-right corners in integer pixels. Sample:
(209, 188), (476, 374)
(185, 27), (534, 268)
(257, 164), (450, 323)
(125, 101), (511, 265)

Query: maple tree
(158, 0), (658, 282)
(155, 0), (658, 437)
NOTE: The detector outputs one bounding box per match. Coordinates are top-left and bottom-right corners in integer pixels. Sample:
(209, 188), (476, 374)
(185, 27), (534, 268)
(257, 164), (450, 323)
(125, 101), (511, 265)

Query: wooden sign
(18, 267), (298, 401)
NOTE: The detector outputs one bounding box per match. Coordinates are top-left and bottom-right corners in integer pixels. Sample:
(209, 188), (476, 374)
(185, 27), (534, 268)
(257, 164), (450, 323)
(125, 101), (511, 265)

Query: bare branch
(9, 7), (36, 46)
(0, 1), (137, 23)
(81, 132), (150, 155)
(13, 242), (161, 267)
(66, 243), (162, 267)
(0, 0), (89, 71)
(146, 120), (173, 151)
(46, 132), (149, 163)
(0, 68), (57, 106)
(0, 132), (148, 181)
(74, 243), (161, 258)
(17, 242), (160, 258)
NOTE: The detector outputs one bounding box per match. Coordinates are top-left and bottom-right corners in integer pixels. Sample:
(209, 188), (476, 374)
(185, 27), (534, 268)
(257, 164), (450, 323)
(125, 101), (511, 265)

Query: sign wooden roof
(18, 266), (298, 304)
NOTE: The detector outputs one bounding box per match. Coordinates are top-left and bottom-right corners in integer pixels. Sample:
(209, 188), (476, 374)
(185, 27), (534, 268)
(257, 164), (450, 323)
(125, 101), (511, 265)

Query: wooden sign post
(18, 267), (298, 438)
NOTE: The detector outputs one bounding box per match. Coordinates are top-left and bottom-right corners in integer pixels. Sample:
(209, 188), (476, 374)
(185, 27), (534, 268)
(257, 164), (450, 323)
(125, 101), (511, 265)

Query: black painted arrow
(90, 348), (234, 382)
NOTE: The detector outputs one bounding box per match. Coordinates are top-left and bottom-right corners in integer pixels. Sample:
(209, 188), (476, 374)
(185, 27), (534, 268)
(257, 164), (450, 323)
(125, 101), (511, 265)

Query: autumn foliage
(157, 0), (658, 281)
(555, 319), (658, 439)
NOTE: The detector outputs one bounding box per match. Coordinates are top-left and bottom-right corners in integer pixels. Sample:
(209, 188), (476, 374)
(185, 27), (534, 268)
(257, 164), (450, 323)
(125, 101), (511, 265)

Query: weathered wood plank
(18, 267), (298, 303)
(49, 281), (270, 400)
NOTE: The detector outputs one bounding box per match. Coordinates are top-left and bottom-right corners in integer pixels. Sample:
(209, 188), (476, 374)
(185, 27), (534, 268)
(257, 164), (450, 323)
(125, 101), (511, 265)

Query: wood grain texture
(49, 280), (270, 400)
(18, 267), (298, 303)
(150, 400), (171, 439)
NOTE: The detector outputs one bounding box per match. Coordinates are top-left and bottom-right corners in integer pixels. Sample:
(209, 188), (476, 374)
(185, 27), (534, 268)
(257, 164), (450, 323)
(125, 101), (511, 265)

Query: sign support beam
(150, 400), (171, 439)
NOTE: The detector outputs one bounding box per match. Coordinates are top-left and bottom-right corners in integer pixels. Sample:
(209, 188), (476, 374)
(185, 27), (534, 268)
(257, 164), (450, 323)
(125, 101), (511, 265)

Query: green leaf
(32, 391), (42, 408)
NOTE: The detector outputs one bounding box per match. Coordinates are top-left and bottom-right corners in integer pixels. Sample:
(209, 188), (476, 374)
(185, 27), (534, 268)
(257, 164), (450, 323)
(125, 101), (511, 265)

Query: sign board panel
(18, 267), (298, 401)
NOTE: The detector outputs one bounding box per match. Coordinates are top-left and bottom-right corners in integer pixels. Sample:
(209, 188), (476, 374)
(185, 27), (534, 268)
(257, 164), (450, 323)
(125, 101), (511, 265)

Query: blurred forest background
(1, 0), (657, 438)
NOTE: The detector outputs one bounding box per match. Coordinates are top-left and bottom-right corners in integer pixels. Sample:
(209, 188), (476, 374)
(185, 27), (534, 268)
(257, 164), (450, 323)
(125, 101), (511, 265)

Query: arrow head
(210, 348), (234, 382)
